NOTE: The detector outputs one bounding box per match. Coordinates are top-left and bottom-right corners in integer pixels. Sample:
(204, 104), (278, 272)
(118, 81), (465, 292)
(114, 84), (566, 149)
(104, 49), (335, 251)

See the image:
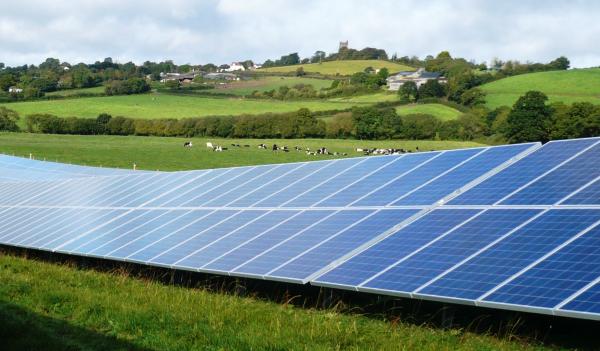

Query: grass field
(45, 86), (106, 96)
(329, 92), (400, 103)
(481, 68), (600, 108)
(396, 104), (463, 121)
(206, 76), (334, 96)
(260, 59), (414, 75)
(0, 253), (553, 351)
(0, 132), (482, 171)
(2, 93), (358, 122)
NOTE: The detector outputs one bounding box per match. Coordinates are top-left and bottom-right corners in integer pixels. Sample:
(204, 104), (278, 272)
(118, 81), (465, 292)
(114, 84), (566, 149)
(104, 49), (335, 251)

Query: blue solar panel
(450, 138), (598, 205)
(253, 158), (360, 207)
(314, 209), (481, 287)
(354, 148), (483, 206)
(562, 178), (600, 205)
(361, 209), (540, 294)
(167, 210), (297, 270)
(561, 283), (600, 315)
(317, 152), (438, 207)
(234, 210), (374, 277)
(501, 143), (600, 205)
(125, 210), (239, 262)
(146, 210), (264, 265)
(419, 209), (600, 300)
(395, 144), (536, 205)
(268, 209), (417, 282)
(484, 217), (600, 308)
(2, 138), (599, 321)
(282, 157), (399, 207)
(203, 210), (335, 273)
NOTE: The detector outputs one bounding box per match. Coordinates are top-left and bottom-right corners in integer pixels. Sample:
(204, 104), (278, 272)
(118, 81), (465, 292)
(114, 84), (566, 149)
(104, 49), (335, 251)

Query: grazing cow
(243, 144), (250, 147)
(258, 143), (267, 149)
(272, 144), (278, 151)
(183, 141), (193, 147)
(206, 142), (214, 149)
(294, 146), (302, 151)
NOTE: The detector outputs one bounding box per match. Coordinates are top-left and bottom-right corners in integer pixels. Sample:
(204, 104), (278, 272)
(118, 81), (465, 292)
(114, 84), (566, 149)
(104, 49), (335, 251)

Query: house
(8, 86), (23, 94)
(386, 68), (447, 91)
(221, 62), (246, 72)
(204, 73), (239, 81)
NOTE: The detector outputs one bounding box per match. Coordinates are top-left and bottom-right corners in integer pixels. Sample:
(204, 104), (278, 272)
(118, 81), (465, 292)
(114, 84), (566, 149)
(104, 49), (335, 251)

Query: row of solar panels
(0, 154), (144, 182)
(0, 137), (599, 321)
(1, 139), (599, 208)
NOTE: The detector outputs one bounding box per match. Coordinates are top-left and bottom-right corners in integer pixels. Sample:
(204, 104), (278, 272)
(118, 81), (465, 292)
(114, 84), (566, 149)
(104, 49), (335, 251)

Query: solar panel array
(1, 137), (599, 321)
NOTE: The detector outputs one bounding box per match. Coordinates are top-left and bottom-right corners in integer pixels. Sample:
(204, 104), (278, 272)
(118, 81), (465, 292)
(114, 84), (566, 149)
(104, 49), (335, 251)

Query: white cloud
(0, 0), (599, 67)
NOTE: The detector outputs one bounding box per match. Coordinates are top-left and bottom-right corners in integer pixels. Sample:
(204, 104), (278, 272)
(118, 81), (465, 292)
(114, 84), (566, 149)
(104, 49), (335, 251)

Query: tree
(0, 107), (19, 131)
(311, 51), (326, 63)
(418, 79), (446, 99)
(460, 88), (486, 107)
(0, 74), (16, 91)
(549, 56), (570, 70)
(550, 102), (600, 139)
(398, 81), (418, 102)
(505, 91), (553, 142)
(295, 67), (306, 77)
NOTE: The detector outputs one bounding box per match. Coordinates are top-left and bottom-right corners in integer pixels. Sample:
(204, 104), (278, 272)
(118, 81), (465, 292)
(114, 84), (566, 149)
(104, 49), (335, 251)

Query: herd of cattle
(184, 141), (421, 156)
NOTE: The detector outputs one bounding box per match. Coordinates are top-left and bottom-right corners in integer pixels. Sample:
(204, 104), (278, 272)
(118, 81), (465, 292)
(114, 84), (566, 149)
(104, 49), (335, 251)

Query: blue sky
(1, 0), (599, 68)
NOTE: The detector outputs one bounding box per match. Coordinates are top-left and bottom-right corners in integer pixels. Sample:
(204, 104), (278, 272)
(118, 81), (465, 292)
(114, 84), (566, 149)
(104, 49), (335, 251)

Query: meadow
(0, 132), (482, 171)
(481, 68), (600, 108)
(46, 86), (106, 96)
(206, 76), (334, 96)
(0, 253), (554, 351)
(2, 93), (357, 122)
(396, 103), (463, 121)
(259, 59), (414, 75)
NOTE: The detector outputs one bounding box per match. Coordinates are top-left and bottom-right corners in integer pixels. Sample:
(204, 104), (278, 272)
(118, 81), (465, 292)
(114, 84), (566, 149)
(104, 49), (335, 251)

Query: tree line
(3, 90), (595, 143)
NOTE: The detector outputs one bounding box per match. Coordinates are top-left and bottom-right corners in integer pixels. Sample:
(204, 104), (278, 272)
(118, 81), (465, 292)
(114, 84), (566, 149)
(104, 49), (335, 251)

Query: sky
(1, 0), (600, 68)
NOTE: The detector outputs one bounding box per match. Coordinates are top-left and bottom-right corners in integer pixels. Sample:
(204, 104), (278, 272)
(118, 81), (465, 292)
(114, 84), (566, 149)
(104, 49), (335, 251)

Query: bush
(0, 107), (20, 132)
(105, 78), (151, 95)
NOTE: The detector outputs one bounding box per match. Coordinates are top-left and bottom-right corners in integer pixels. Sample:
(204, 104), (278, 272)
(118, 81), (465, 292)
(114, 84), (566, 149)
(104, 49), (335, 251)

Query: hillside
(1, 93), (357, 123)
(259, 59), (414, 75)
(396, 104), (463, 121)
(481, 68), (600, 108)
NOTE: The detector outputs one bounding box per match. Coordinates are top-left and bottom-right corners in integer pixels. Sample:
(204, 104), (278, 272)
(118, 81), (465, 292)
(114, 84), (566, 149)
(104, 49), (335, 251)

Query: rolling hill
(395, 103), (463, 121)
(259, 59), (414, 75)
(481, 68), (600, 108)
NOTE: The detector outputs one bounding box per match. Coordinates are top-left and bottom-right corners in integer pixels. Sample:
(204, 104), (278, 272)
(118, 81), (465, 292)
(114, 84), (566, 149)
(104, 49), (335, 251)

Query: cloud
(0, 0), (599, 67)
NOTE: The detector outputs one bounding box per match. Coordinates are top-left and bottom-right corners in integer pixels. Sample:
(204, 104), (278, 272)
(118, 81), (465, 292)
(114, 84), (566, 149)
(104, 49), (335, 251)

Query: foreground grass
(0, 253), (552, 351)
(396, 104), (463, 121)
(259, 59), (414, 75)
(481, 68), (600, 108)
(1, 92), (358, 123)
(0, 132), (482, 171)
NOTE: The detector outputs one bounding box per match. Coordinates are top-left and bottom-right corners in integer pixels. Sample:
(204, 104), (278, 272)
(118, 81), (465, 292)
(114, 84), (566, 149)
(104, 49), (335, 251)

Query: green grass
(329, 92), (400, 103)
(0, 253), (554, 351)
(260, 59), (414, 75)
(2, 93), (358, 122)
(0, 132), (482, 171)
(481, 68), (600, 108)
(206, 76), (334, 96)
(46, 86), (106, 96)
(396, 104), (463, 121)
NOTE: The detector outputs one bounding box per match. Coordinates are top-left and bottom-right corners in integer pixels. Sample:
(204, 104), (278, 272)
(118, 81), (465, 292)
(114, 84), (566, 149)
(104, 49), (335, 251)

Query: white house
(8, 86), (23, 94)
(222, 62), (246, 72)
(386, 68), (447, 91)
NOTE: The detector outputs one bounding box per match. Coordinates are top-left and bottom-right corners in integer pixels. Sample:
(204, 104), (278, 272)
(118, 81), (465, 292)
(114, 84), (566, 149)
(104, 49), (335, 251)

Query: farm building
(204, 72), (239, 80)
(160, 72), (201, 84)
(387, 68), (447, 91)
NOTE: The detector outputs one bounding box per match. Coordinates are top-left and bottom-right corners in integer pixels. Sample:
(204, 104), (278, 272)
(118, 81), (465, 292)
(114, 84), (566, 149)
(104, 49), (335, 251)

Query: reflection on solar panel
(1, 137), (599, 321)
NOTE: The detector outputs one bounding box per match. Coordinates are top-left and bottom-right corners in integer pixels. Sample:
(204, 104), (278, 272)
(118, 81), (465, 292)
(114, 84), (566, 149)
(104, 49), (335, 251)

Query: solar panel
(2, 138), (600, 321)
